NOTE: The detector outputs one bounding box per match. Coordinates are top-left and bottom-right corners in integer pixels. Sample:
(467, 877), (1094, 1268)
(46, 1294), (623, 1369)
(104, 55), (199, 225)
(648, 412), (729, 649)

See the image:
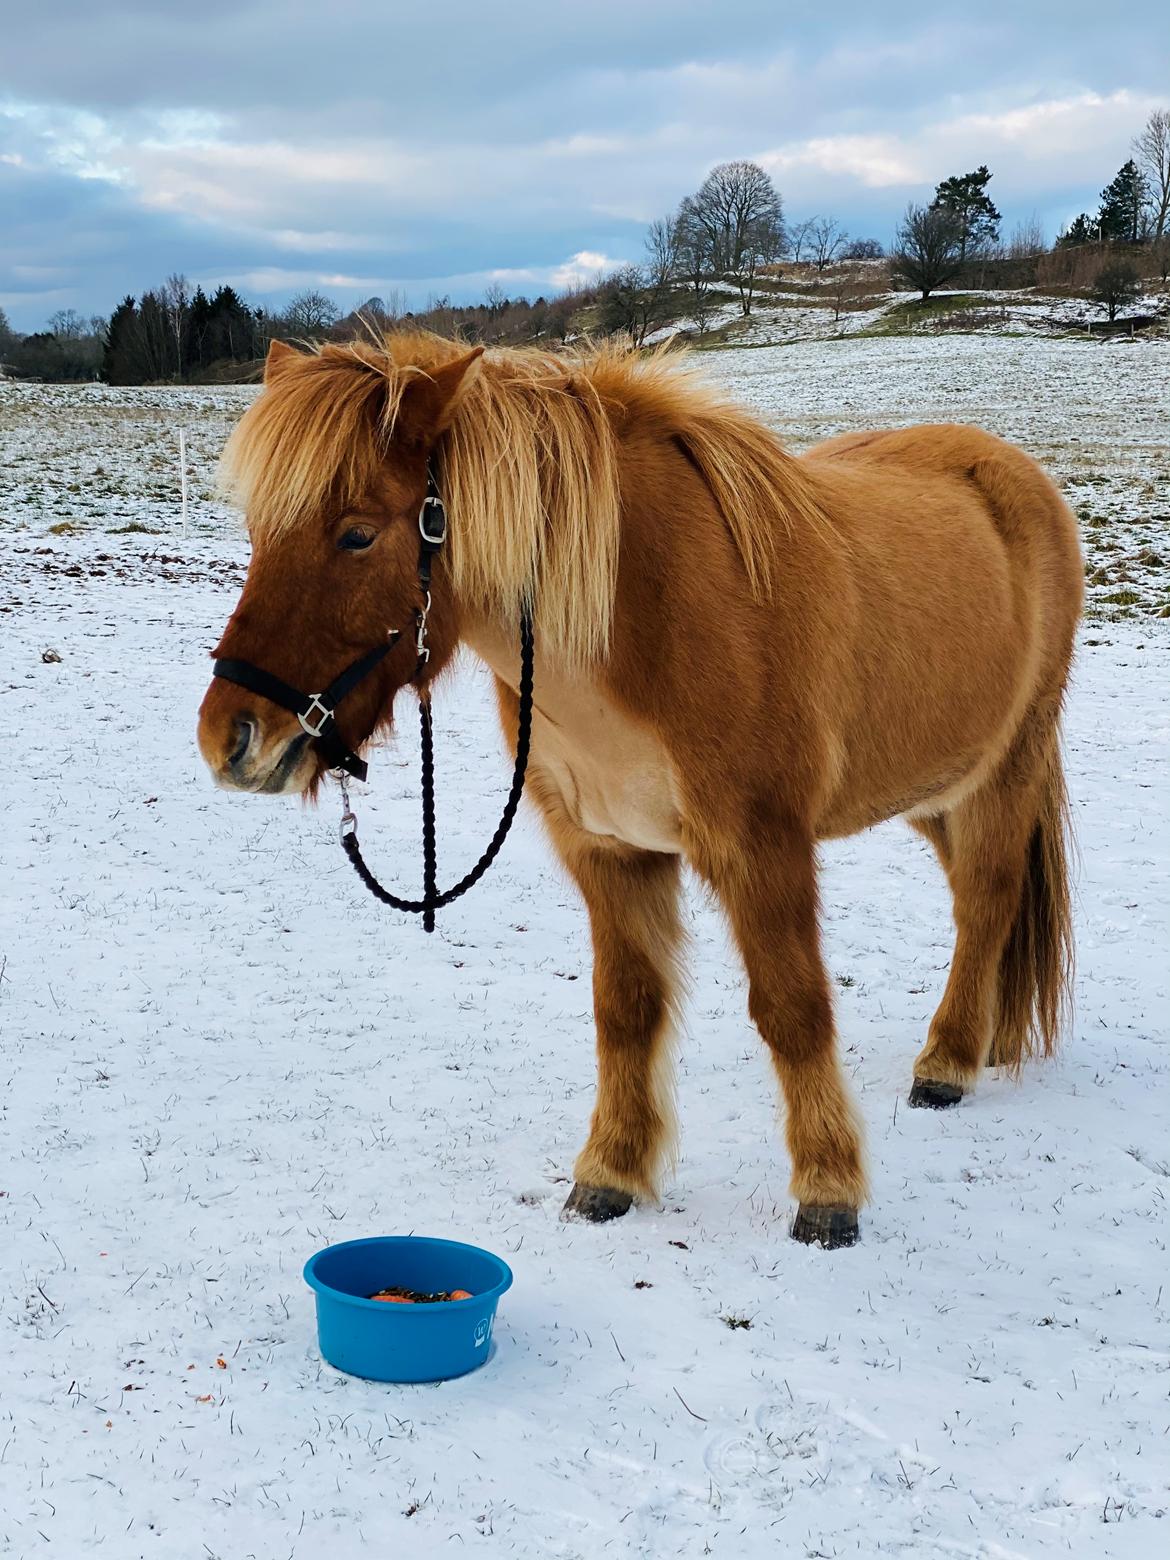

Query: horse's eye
(338, 527), (376, 552)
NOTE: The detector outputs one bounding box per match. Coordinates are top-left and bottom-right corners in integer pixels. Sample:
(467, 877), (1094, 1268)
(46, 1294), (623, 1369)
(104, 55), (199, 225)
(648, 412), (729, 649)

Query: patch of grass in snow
(860, 293), (987, 334)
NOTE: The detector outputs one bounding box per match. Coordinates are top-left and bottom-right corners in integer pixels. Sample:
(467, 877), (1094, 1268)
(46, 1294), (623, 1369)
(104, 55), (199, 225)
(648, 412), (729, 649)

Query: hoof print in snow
(791, 1204), (859, 1248)
(561, 1183), (633, 1223)
(909, 1078), (964, 1109)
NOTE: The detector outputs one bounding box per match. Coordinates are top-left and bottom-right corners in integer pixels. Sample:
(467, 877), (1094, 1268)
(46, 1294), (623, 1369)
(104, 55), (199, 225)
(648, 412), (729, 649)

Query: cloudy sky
(1, 2), (1164, 330)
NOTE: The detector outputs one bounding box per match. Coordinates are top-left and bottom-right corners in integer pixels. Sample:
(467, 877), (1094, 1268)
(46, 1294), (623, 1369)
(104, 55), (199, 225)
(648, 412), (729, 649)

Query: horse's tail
(992, 731), (1075, 1072)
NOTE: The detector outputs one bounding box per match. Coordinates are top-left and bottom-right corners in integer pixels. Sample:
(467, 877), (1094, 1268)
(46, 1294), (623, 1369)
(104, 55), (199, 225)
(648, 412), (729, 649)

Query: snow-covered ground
(650, 273), (1168, 353)
(703, 334), (1170, 620)
(1, 343), (1168, 1559)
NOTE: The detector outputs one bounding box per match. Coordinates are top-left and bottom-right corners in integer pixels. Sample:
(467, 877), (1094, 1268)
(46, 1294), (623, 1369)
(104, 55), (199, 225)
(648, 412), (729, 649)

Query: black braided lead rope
(340, 605), (535, 930)
(419, 695), (438, 932)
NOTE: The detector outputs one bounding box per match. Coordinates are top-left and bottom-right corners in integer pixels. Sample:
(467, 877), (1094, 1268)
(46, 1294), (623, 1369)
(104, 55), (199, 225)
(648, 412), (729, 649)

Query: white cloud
(270, 228), (390, 254)
(550, 250), (618, 288)
(3, 12), (1163, 330)
(759, 135), (924, 188)
(943, 89), (1157, 158)
(759, 88), (1161, 206)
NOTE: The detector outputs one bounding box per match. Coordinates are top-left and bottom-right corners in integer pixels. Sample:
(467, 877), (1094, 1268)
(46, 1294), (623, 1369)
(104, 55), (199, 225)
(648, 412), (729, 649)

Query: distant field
(2, 333), (1167, 618)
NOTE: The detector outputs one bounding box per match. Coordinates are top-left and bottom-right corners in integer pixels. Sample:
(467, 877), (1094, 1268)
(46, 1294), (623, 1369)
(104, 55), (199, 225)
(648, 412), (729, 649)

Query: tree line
(1, 107), (1166, 381)
(0, 276), (593, 384)
(599, 107), (1168, 340)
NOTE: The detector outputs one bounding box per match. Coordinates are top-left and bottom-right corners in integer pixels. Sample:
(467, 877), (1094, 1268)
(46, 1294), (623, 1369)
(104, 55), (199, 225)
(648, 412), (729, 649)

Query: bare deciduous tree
(162, 273), (190, 377)
(828, 266), (873, 323)
(596, 222), (680, 349)
(1133, 108), (1170, 240)
(674, 201), (716, 333)
(545, 289), (582, 343)
(788, 217), (817, 263)
(640, 214), (681, 338)
(1091, 259), (1142, 323)
(683, 161), (785, 315)
(1006, 214), (1046, 258)
(597, 265), (647, 345)
(891, 205), (964, 300)
(843, 237), (884, 260)
(48, 308), (88, 339)
(285, 288), (341, 334)
(809, 217), (848, 272)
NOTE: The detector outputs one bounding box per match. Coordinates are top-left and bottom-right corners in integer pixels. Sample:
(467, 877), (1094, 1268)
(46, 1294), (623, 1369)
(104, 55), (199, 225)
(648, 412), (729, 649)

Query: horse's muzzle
(199, 694), (317, 795)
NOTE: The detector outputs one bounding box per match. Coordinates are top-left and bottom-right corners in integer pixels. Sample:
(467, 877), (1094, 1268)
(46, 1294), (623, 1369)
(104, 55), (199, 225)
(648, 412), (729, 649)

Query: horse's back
(805, 422), (1082, 644)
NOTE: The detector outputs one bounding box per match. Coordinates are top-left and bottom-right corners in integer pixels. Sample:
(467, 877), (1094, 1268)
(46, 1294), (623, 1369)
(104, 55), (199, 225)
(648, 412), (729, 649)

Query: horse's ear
(397, 347), (484, 446)
(264, 339), (300, 383)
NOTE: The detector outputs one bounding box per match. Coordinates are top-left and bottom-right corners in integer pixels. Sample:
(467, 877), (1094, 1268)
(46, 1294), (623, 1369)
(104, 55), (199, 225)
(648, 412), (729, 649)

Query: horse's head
(197, 337), (482, 795)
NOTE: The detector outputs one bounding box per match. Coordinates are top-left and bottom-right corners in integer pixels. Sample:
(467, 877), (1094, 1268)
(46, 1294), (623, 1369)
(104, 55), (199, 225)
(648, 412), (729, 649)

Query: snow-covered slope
(1, 343), (1167, 1558)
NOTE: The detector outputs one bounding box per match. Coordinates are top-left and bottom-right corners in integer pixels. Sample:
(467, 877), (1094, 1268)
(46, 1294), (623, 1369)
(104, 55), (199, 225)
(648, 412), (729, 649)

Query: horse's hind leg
(556, 838), (685, 1223)
(909, 718), (1068, 1106)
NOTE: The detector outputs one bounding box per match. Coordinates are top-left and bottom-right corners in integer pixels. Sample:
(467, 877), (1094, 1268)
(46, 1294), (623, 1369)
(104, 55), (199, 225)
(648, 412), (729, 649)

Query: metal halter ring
(297, 695), (333, 738)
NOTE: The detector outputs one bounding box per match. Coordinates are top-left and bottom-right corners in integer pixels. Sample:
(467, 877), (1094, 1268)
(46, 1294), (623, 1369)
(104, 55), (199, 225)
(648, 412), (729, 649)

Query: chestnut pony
(198, 333), (1082, 1247)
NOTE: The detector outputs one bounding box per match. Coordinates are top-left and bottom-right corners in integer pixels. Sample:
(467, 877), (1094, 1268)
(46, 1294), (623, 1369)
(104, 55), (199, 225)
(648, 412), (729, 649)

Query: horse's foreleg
(557, 839), (685, 1222)
(704, 826), (867, 1248)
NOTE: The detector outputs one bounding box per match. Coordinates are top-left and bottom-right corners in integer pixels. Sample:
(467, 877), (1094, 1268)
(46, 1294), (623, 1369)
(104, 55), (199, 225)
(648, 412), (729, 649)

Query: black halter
(213, 468), (534, 931)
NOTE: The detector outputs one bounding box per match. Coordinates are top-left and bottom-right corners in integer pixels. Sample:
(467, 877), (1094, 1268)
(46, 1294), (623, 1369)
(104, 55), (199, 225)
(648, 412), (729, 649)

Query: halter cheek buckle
(419, 494), (447, 547)
(298, 695), (333, 738)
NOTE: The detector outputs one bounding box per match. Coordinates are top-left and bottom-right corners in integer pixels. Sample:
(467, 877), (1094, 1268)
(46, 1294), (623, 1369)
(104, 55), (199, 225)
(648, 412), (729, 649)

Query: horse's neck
(462, 613), (544, 697)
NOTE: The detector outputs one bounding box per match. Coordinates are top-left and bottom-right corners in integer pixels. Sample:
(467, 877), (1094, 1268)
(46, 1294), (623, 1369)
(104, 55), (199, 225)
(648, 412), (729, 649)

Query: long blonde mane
(220, 332), (827, 665)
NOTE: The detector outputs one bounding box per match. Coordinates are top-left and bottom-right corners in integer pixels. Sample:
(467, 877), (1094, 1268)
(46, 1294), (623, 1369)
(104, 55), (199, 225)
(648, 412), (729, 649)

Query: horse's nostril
(228, 719), (255, 769)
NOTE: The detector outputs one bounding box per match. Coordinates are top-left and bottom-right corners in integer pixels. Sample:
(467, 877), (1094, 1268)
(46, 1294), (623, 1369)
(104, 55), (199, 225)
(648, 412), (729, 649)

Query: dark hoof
(791, 1204), (859, 1249)
(909, 1078), (964, 1109)
(561, 1183), (633, 1223)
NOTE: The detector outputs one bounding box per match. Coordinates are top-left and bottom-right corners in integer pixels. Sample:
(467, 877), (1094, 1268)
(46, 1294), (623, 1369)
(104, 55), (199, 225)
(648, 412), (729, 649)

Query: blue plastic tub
(303, 1235), (513, 1383)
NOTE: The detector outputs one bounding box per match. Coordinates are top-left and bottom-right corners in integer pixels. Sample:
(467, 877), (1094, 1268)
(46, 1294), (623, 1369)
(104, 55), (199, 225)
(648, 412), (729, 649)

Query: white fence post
(179, 430), (189, 538)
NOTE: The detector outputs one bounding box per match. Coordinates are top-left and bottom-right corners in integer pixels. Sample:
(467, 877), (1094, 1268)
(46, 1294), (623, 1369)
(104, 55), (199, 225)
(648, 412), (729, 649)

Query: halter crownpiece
(212, 463), (535, 932)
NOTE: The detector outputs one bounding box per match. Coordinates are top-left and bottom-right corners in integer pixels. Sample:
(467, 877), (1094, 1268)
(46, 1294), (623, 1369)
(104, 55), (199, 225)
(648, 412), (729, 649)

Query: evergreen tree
(930, 165), (1001, 258)
(186, 286), (212, 373)
(1058, 213), (1097, 247)
(103, 296), (141, 384)
(1097, 159), (1149, 243)
(137, 291), (173, 381)
(206, 285), (253, 363)
(0, 305), (17, 368)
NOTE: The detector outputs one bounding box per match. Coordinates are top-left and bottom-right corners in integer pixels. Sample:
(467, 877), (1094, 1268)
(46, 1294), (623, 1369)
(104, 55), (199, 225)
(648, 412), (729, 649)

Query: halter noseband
(212, 467), (449, 782)
(212, 465), (535, 933)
